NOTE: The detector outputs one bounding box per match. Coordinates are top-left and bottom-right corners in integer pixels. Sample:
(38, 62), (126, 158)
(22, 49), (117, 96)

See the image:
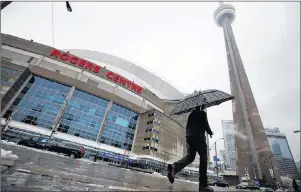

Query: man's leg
(167, 136), (196, 184)
(197, 136), (213, 191)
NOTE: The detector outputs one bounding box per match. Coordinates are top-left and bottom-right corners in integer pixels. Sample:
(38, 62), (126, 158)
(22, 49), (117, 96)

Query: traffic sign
(213, 156), (220, 161)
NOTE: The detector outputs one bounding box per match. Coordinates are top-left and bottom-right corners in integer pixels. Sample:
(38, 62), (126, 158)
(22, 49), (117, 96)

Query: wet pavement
(1, 143), (238, 191)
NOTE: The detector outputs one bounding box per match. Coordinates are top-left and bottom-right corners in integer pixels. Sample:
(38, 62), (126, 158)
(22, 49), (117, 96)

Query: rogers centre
(0, 33), (205, 176)
(50, 49), (143, 95)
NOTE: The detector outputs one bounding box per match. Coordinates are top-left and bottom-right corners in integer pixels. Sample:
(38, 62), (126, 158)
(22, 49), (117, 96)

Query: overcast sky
(2, 2), (300, 161)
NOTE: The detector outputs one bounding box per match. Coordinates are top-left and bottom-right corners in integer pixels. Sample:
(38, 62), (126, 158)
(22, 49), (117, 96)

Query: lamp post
(210, 137), (224, 179)
(66, 1), (72, 12)
(263, 154), (276, 189)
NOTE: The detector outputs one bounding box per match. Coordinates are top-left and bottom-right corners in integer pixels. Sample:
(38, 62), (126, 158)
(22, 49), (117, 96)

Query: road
(1, 142), (238, 191)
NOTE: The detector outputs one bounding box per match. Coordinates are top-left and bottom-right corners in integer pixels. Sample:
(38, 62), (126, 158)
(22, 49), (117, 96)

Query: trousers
(173, 135), (208, 187)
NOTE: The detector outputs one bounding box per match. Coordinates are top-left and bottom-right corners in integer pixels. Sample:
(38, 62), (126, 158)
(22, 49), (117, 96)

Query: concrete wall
(133, 109), (186, 163)
(133, 110), (154, 156)
(157, 113), (186, 162)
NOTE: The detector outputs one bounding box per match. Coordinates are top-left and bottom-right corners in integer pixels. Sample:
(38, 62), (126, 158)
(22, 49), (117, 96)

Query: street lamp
(210, 137), (224, 179)
(263, 154), (276, 189)
(66, 1), (72, 12)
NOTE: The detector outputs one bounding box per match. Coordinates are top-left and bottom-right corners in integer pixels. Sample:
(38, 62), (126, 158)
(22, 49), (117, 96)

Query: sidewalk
(1, 148), (18, 175)
(1, 144), (236, 191)
(8, 163), (200, 191)
(2, 163), (237, 191)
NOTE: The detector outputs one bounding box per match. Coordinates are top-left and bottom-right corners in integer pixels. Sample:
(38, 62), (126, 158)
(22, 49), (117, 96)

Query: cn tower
(214, 2), (281, 185)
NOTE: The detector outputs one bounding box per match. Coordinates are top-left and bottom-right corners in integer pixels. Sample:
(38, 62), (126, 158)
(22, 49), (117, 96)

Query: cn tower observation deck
(214, 2), (236, 27)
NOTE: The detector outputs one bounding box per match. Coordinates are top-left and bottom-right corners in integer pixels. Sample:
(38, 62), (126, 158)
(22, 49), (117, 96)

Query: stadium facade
(0, 33), (195, 171)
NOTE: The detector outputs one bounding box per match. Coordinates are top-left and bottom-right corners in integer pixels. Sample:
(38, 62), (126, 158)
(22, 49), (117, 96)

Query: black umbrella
(171, 89), (234, 115)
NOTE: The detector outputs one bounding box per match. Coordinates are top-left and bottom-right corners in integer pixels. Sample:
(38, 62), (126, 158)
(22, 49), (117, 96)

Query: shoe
(167, 164), (175, 184)
(199, 186), (214, 192)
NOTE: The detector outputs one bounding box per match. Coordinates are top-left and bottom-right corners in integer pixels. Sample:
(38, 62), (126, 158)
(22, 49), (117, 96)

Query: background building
(0, 33), (189, 167)
(220, 150), (226, 162)
(221, 120), (236, 171)
(134, 109), (186, 162)
(265, 127), (300, 179)
(296, 160), (300, 175)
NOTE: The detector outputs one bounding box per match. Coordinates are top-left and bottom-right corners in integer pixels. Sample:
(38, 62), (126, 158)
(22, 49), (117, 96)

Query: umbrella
(171, 89), (234, 115)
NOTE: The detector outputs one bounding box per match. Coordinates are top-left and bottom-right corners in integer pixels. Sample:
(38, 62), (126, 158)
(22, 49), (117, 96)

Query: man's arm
(203, 111), (213, 135)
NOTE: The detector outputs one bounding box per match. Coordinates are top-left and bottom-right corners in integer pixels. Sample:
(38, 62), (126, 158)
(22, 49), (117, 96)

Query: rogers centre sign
(50, 49), (143, 94)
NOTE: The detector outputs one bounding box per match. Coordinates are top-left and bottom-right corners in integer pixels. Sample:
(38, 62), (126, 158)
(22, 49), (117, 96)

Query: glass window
(3, 76), (71, 130)
(58, 89), (109, 141)
(100, 103), (138, 149)
(1, 66), (22, 76)
(116, 117), (129, 127)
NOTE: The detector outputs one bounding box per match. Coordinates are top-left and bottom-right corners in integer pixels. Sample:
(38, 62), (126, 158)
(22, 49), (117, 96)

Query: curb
(1, 159), (16, 174)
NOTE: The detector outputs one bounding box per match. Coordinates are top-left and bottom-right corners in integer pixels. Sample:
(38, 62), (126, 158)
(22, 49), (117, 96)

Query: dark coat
(186, 109), (213, 136)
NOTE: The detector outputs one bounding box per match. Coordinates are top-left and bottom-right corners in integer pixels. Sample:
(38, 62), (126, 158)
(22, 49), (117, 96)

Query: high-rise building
(214, 3), (281, 184)
(265, 127), (300, 179)
(220, 150), (226, 162)
(296, 160), (300, 175)
(221, 120), (236, 171)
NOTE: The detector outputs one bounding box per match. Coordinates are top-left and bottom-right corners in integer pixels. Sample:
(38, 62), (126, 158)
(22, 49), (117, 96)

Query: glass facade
(58, 89), (109, 141)
(3, 75), (139, 150)
(5, 76), (71, 129)
(100, 103), (138, 150)
(267, 135), (300, 179)
(1, 66), (23, 97)
(1, 66), (22, 76)
(222, 120), (236, 170)
(265, 128), (300, 179)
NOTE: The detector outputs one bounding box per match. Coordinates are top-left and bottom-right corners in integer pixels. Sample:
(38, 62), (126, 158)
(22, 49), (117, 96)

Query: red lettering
(137, 86), (142, 94)
(69, 56), (79, 65)
(93, 65), (100, 73)
(78, 59), (86, 67)
(113, 74), (119, 82)
(60, 53), (69, 61)
(131, 83), (137, 92)
(126, 80), (132, 89)
(106, 71), (114, 79)
(50, 49), (60, 58)
(85, 62), (94, 71)
(119, 77), (127, 86)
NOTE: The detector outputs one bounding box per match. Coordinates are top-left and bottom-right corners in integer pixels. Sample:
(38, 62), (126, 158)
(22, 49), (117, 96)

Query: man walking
(167, 105), (214, 192)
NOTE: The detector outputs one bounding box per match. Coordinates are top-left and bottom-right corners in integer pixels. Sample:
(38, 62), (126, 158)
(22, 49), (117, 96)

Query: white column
(50, 86), (75, 135)
(96, 101), (113, 142)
